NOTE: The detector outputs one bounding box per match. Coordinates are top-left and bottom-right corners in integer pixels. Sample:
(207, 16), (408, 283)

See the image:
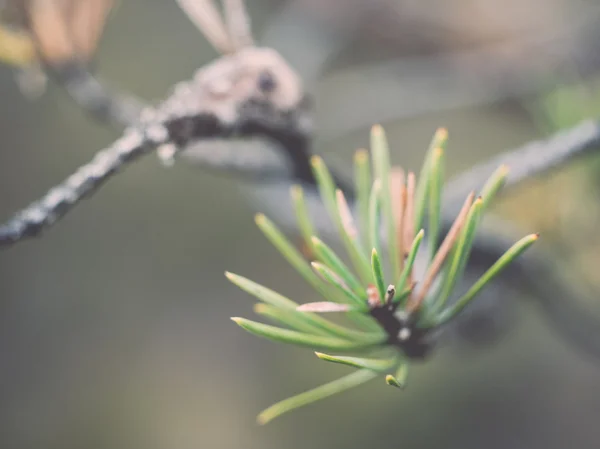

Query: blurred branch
(472, 220), (600, 357)
(438, 119), (600, 356)
(2, 0), (600, 360)
(261, 1), (600, 140)
(444, 119), (600, 216)
(1, 0), (144, 126)
(11, 1), (600, 136)
(26, 0), (145, 126)
(314, 14), (600, 139)
(49, 61), (144, 126)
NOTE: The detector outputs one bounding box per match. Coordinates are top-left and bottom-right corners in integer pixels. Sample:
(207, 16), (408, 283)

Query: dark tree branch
(0, 45), (314, 246)
(0, 125), (165, 245)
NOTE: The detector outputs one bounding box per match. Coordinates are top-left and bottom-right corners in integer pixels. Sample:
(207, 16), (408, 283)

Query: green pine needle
(435, 233), (539, 325)
(427, 148), (445, 262)
(291, 185), (317, 251)
(385, 364), (409, 389)
(434, 197), (483, 311)
(257, 369), (378, 425)
(393, 229), (425, 303)
(311, 236), (364, 296)
(315, 352), (398, 372)
(371, 125), (401, 280)
(311, 262), (365, 307)
(371, 248), (386, 301)
(312, 156), (373, 284)
(354, 149), (372, 250)
(414, 127), (448, 232)
(226, 272), (376, 341)
(227, 125), (538, 424)
(254, 304), (333, 336)
(231, 317), (385, 351)
(479, 164), (510, 211)
(368, 179), (382, 258)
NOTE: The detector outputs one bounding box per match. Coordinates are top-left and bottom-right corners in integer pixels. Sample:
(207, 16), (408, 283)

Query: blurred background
(1, 1), (600, 448)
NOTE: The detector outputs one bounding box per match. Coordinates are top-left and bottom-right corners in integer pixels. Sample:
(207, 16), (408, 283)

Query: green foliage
(529, 78), (600, 132)
(227, 126), (538, 424)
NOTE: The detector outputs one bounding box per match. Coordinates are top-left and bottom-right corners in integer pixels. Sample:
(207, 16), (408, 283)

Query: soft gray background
(1, 1), (600, 449)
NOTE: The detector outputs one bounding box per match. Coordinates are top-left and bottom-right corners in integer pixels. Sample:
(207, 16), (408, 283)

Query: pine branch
(444, 119), (600, 216)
